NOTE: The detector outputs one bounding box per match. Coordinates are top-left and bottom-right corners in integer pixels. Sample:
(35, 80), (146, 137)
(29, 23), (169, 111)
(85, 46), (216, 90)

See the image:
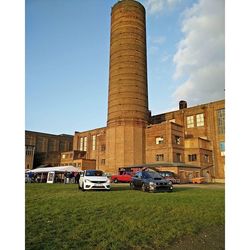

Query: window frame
(196, 113), (204, 127)
(187, 115), (194, 128)
(155, 136), (164, 145)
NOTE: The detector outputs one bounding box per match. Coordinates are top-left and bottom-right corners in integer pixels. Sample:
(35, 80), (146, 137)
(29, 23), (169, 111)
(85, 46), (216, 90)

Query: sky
(25, 0), (225, 135)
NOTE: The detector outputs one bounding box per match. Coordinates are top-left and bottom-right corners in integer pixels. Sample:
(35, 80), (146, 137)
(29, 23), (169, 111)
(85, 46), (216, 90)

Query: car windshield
(160, 172), (175, 177)
(85, 170), (105, 176)
(143, 170), (163, 179)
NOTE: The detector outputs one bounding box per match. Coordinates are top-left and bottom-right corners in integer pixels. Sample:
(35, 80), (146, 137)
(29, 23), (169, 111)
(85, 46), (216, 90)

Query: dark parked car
(158, 171), (181, 184)
(130, 169), (173, 192)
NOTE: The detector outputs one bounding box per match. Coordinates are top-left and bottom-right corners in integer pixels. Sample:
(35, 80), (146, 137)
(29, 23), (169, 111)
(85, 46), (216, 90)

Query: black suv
(130, 169), (173, 192)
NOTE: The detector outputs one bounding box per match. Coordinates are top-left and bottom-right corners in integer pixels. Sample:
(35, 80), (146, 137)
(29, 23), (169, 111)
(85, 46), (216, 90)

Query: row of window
(155, 153), (182, 162)
(187, 113), (204, 128)
(155, 153), (210, 163)
(188, 154), (210, 163)
(61, 159), (106, 167)
(217, 109), (225, 134)
(187, 109), (225, 134)
(25, 150), (34, 156)
(155, 136), (181, 145)
(79, 136), (106, 152)
(62, 153), (73, 159)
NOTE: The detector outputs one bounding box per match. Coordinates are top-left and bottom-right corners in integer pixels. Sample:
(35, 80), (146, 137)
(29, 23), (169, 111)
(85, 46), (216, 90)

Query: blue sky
(26, 0), (225, 135)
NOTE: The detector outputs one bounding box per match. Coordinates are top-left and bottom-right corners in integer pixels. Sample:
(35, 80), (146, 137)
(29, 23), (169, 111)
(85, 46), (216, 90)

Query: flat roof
(122, 162), (201, 169)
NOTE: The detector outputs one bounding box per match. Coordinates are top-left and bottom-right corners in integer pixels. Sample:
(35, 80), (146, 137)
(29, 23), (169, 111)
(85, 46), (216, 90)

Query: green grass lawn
(26, 184), (225, 250)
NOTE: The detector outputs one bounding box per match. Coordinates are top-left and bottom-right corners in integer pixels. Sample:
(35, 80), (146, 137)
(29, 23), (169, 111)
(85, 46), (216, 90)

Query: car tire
(142, 183), (146, 192)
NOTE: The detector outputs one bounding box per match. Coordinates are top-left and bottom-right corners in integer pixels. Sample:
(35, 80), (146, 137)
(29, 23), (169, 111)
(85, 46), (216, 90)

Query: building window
(59, 141), (65, 152)
(83, 137), (88, 151)
(92, 135), (96, 151)
(156, 136), (164, 144)
(101, 159), (105, 165)
(156, 154), (164, 161)
(188, 154), (197, 161)
(36, 138), (44, 152)
(217, 109), (225, 134)
(79, 137), (84, 151)
(101, 144), (106, 151)
(204, 154), (209, 163)
(175, 136), (181, 145)
(176, 153), (181, 162)
(187, 116), (194, 128)
(48, 140), (55, 152)
(196, 113), (204, 127)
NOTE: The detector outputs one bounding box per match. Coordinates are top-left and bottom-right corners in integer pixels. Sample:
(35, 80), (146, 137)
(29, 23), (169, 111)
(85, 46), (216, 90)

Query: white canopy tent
(29, 166), (80, 173)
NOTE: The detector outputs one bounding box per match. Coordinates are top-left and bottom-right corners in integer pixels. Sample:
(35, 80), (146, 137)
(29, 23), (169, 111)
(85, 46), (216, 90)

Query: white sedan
(79, 170), (111, 191)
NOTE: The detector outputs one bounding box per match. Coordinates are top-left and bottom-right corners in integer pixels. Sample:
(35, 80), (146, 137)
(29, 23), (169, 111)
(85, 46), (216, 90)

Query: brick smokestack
(105, 0), (149, 173)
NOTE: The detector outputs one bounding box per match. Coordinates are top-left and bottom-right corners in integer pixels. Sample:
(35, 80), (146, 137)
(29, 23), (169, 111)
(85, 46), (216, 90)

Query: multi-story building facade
(72, 99), (225, 181)
(25, 131), (73, 169)
(60, 150), (96, 170)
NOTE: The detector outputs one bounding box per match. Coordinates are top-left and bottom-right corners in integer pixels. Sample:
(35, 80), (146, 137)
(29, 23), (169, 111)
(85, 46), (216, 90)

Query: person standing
(64, 171), (67, 184)
(75, 172), (80, 184)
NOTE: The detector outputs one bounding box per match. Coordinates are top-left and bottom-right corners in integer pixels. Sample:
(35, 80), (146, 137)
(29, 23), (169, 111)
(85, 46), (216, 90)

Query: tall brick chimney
(105, 0), (149, 173)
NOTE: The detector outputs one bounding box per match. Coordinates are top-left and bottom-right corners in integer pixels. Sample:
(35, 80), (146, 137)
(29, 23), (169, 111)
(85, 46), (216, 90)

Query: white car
(79, 170), (111, 191)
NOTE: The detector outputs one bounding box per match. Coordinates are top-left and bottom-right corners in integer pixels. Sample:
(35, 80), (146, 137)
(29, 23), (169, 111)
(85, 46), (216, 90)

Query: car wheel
(130, 182), (135, 190)
(81, 184), (85, 192)
(142, 183), (146, 192)
(114, 179), (118, 183)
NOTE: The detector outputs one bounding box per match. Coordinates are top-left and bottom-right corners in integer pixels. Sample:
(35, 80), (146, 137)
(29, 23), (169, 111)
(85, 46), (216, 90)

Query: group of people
(63, 171), (80, 184)
(26, 172), (41, 183)
(26, 171), (81, 184)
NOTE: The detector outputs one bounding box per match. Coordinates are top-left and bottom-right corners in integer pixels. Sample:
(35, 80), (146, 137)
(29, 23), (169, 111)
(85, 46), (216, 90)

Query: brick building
(73, 99), (225, 182)
(71, 1), (225, 182)
(60, 150), (96, 170)
(25, 131), (73, 169)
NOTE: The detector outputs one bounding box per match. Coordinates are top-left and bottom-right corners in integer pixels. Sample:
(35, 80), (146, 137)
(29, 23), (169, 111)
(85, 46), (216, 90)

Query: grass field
(26, 183), (225, 250)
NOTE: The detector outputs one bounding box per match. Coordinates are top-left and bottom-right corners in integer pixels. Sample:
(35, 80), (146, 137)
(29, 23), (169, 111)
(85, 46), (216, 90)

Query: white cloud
(144, 0), (182, 15)
(173, 0), (225, 105)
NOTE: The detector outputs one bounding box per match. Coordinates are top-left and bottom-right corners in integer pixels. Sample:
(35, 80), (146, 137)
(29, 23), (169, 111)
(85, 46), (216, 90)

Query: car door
(133, 171), (143, 188)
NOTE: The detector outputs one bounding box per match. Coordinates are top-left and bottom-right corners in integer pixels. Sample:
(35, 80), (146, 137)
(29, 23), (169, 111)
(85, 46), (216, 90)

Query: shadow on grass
(111, 185), (195, 192)
(172, 187), (195, 192)
(74, 184), (196, 192)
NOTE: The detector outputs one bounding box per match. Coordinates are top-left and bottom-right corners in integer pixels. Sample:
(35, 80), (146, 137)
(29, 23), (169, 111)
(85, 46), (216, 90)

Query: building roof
(123, 162), (201, 169)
